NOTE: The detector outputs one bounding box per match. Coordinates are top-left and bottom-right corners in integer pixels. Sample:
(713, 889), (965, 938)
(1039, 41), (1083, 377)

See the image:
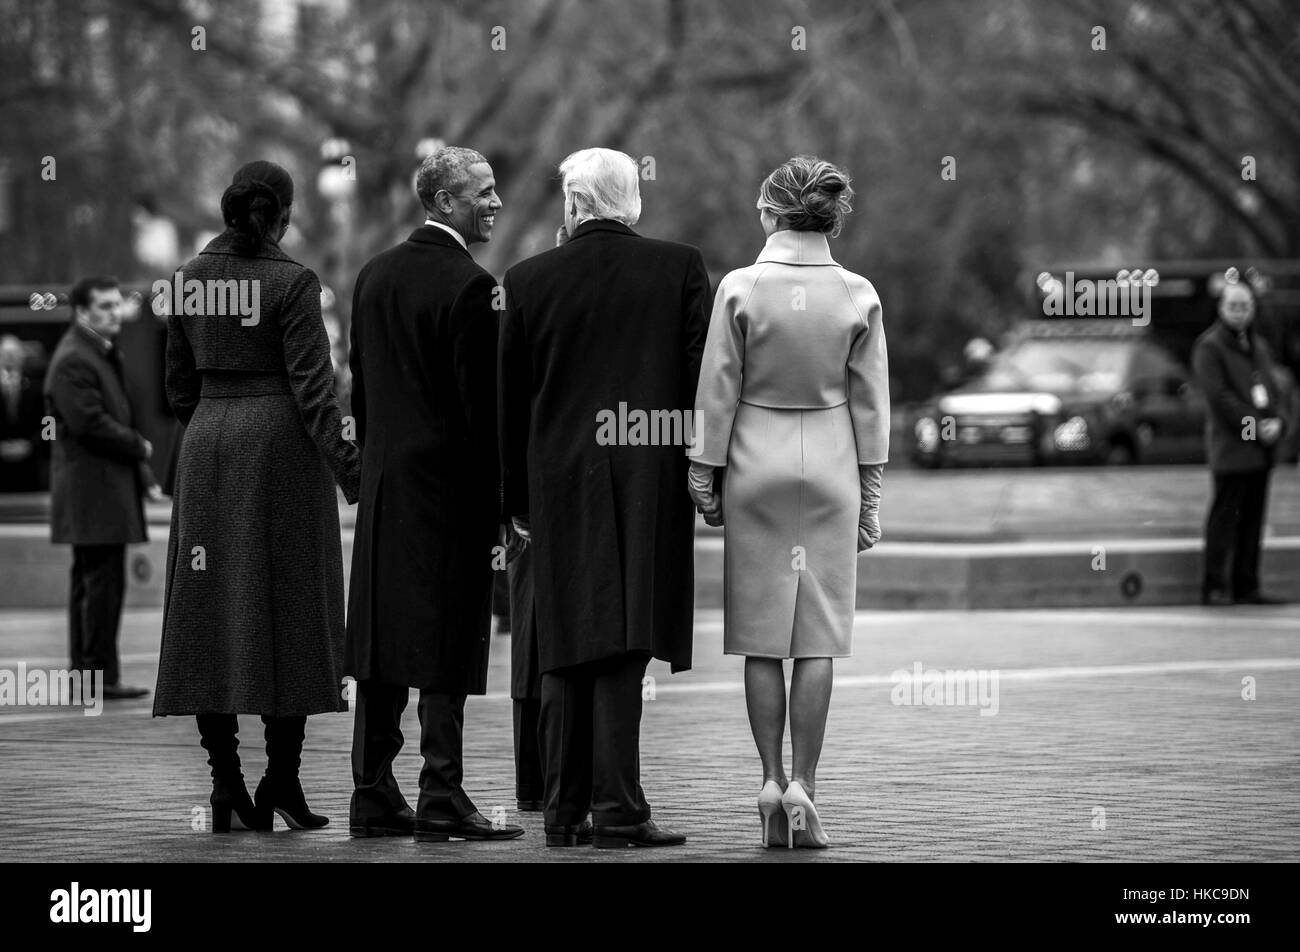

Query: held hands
(511, 515), (532, 543)
(502, 520), (528, 562)
(687, 461), (723, 527)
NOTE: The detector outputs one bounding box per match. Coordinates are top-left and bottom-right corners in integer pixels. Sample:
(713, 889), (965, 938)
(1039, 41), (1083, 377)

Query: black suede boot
(254, 715), (328, 829)
(196, 714), (268, 832)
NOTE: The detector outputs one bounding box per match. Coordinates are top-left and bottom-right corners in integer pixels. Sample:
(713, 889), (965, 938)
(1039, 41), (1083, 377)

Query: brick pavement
(0, 605), (1297, 862)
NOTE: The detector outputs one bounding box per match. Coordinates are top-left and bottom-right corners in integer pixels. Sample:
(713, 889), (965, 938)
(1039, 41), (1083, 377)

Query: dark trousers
(69, 543), (125, 686)
(513, 698), (543, 802)
(350, 680), (473, 823)
(1204, 468), (1271, 597)
(539, 652), (652, 828)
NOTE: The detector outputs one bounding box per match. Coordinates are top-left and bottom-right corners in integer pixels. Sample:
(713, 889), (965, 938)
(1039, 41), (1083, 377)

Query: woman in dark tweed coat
(153, 161), (361, 832)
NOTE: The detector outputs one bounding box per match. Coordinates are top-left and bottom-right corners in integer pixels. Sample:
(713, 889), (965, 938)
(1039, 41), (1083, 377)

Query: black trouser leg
(589, 652), (652, 826)
(68, 552), (87, 672)
(540, 664), (594, 828)
(71, 544), (125, 685)
(350, 680), (411, 821)
(1232, 469), (1271, 598)
(415, 691), (474, 821)
(196, 713), (241, 781)
(1204, 473), (1244, 595)
(513, 698), (544, 802)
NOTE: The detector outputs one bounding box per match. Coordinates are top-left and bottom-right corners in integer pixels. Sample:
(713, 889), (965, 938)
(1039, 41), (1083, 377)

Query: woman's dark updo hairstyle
(758, 155), (854, 238)
(220, 160), (295, 254)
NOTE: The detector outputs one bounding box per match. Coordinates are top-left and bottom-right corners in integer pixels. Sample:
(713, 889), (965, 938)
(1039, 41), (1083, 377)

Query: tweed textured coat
(1192, 321), (1287, 474)
(153, 229), (361, 717)
(499, 219), (711, 674)
(44, 324), (150, 545)
(344, 226), (501, 694)
(693, 229), (889, 658)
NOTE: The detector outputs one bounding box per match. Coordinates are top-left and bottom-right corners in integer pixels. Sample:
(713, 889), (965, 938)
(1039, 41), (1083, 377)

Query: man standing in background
(45, 276), (155, 698)
(1193, 277), (1289, 606)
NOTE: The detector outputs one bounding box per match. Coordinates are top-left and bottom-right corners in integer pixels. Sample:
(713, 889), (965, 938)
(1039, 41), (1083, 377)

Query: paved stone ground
(0, 603), (1296, 863)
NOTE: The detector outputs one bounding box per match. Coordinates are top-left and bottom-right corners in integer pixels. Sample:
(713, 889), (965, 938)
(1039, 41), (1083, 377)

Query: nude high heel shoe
(781, 780), (829, 849)
(758, 780), (787, 848)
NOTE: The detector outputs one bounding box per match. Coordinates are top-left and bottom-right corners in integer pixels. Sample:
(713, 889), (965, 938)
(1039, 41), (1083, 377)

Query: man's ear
(435, 189), (455, 216)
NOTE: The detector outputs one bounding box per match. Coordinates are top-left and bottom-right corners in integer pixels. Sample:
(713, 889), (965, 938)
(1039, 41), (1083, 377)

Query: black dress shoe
(516, 799), (543, 812)
(544, 817), (594, 847)
(592, 819), (685, 849)
(1235, 591), (1288, 605)
(415, 811), (524, 842)
(1201, 589), (1234, 607)
(102, 683), (149, 699)
(350, 806), (415, 838)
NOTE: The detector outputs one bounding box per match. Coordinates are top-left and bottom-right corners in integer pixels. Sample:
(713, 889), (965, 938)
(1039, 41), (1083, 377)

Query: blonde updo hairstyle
(757, 155), (854, 238)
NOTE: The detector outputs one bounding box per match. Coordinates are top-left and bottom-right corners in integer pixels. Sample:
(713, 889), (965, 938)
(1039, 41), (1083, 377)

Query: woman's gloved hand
(501, 520), (528, 563)
(858, 463), (883, 553)
(688, 461), (724, 527)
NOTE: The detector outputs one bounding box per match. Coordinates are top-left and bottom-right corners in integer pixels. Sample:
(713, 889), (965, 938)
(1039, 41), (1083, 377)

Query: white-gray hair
(559, 148), (641, 226)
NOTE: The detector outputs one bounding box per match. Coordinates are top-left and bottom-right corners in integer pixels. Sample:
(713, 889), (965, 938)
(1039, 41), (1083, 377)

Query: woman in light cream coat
(689, 156), (889, 848)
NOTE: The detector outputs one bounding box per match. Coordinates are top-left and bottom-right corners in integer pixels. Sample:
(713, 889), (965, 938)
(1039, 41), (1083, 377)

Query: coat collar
(755, 229), (838, 266)
(1210, 318), (1256, 353)
(408, 224), (472, 258)
(71, 320), (114, 356)
(568, 219), (638, 243)
(198, 227), (296, 263)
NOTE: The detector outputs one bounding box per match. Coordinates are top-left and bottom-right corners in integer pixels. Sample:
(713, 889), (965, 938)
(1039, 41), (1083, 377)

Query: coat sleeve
(691, 272), (748, 467)
(164, 310), (202, 426)
(499, 270), (532, 517)
(1257, 336), (1289, 429)
(450, 271), (500, 492)
(681, 248), (711, 408)
(1193, 338), (1255, 431)
(280, 268), (361, 504)
(49, 354), (148, 463)
(847, 284), (890, 465)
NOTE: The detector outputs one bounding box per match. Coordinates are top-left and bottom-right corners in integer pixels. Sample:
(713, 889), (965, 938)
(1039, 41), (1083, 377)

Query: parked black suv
(911, 322), (1207, 466)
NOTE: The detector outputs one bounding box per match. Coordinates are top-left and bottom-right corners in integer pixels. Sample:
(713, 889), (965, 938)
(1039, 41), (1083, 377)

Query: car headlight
(1030, 394), (1062, 415)
(1053, 415), (1091, 451)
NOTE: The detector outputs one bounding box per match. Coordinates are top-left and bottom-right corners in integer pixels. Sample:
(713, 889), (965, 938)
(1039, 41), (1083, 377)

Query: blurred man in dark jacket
(0, 335), (46, 492)
(1192, 279), (1289, 606)
(45, 277), (156, 697)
